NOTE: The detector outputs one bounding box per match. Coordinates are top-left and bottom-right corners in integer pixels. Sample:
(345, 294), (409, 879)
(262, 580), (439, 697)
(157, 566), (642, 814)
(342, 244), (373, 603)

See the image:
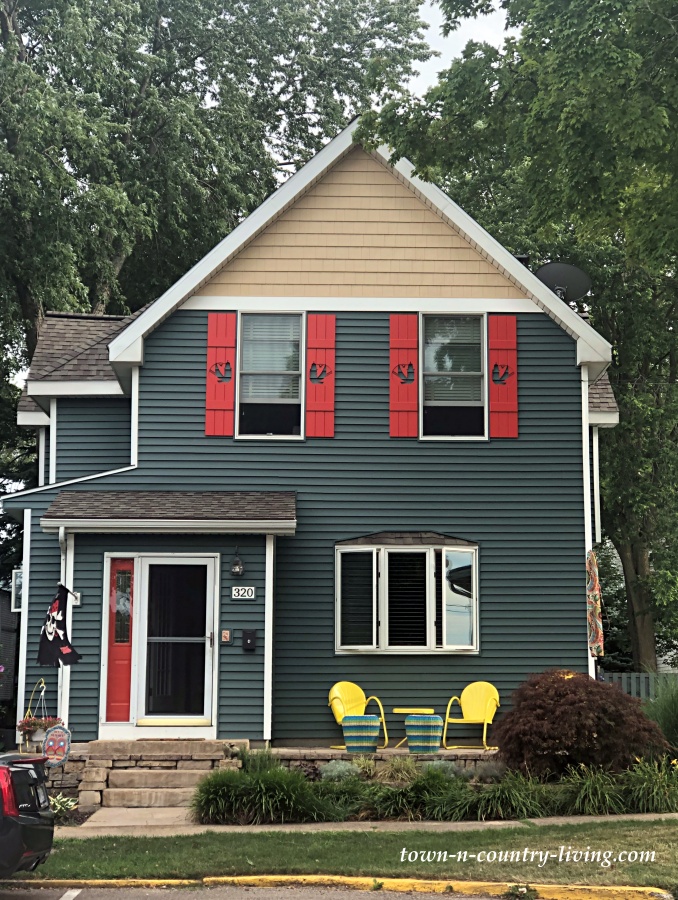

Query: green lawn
(15, 820), (678, 890)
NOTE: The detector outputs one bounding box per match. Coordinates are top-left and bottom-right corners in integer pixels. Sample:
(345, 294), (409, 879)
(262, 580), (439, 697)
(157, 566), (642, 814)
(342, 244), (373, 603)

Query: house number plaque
(231, 586), (256, 600)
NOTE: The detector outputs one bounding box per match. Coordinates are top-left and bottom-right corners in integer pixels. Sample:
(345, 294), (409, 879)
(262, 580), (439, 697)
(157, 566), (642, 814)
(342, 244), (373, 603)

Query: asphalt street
(0, 887), (491, 900)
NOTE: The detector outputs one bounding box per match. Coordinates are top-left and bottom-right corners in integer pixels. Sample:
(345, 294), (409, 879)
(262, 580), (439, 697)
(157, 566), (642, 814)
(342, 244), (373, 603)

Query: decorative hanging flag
(586, 550), (604, 658)
(43, 724), (72, 767)
(37, 584), (82, 667)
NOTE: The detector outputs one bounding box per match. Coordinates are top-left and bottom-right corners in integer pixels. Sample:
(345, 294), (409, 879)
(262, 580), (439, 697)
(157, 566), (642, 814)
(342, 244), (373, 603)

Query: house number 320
(231, 586), (256, 600)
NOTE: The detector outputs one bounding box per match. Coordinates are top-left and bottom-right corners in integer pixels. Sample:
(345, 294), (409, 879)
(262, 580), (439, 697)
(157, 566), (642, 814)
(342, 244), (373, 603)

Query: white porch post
(263, 534), (275, 742)
(582, 366), (596, 678)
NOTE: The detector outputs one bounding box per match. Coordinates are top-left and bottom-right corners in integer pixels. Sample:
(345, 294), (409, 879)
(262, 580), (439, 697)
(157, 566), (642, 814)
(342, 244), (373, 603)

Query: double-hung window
(238, 314), (303, 437)
(336, 539), (478, 652)
(422, 315), (485, 437)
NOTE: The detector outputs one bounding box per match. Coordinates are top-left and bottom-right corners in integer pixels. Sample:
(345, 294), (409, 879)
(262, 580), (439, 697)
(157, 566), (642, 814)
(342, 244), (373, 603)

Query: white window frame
(335, 544), (479, 654)
(11, 567), (23, 613)
(334, 547), (378, 650)
(235, 310), (306, 441)
(419, 311), (489, 442)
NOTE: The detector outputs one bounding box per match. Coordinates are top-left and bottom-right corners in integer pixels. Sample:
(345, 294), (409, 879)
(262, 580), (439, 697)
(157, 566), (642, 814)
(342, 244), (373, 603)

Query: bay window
(336, 538), (478, 652)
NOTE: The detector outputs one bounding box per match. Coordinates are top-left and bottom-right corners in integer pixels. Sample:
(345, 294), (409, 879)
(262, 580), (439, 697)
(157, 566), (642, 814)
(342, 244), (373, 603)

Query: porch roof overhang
(40, 490), (297, 535)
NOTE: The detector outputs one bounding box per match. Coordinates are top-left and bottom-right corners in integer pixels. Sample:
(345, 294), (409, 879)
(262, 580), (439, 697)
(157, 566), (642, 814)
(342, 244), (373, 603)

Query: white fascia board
(17, 410), (50, 426)
(27, 380), (125, 397)
(1, 465), (137, 504)
(588, 410), (619, 427)
(108, 121), (360, 364)
(40, 517), (297, 535)
(376, 147), (613, 367)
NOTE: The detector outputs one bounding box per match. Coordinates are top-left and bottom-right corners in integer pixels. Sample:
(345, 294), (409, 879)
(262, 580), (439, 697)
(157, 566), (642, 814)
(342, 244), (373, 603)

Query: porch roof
(40, 489), (297, 535)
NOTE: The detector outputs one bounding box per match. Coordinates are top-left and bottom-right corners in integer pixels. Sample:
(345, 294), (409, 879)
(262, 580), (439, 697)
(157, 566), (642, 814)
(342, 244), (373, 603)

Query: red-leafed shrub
(493, 670), (669, 776)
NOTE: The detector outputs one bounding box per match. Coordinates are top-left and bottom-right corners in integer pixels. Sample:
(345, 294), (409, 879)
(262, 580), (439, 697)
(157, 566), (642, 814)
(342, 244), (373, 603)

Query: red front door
(106, 558), (134, 722)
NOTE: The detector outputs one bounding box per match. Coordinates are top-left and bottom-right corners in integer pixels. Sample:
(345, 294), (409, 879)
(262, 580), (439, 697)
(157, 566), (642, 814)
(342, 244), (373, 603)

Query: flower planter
(29, 728), (47, 748)
(405, 714), (443, 753)
(341, 715), (380, 753)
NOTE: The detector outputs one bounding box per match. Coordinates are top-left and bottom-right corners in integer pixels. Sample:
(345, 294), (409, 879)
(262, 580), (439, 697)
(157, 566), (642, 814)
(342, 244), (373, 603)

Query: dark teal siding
(68, 534), (265, 740)
(6, 308), (587, 745)
(55, 398), (130, 481)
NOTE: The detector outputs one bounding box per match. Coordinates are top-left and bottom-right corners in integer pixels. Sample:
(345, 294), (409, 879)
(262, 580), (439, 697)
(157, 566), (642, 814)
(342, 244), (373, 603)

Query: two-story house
(4, 121), (618, 746)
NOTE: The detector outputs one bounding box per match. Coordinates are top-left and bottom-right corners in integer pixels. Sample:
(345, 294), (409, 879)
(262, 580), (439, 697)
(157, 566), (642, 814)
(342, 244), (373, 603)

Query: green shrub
(644, 675), (678, 748)
(376, 756), (418, 784)
(49, 793), (78, 822)
(238, 748), (281, 774)
(560, 765), (625, 816)
(320, 759), (361, 782)
(193, 766), (332, 825)
(474, 772), (546, 821)
(493, 669), (669, 776)
(620, 757), (678, 813)
(421, 760), (471, 780)
(352, 755), (377, 778)
(192, 769), (248, 824)
(421, 778), (478, 821)
(473, 760), (507, 784)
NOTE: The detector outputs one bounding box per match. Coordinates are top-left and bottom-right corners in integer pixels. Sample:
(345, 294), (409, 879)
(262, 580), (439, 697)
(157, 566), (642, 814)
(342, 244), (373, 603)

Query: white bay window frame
(335, 543), (479, 654)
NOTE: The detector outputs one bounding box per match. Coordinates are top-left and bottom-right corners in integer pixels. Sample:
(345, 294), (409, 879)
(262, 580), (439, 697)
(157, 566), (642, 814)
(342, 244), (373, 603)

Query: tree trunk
(91, 252), (129, 315)
(614, 537), (658, 672)
(15, 279), (43, 360)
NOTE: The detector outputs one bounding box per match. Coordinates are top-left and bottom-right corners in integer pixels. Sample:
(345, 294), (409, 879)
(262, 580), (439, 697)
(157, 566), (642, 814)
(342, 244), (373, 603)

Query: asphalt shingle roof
(43, 490), (297, 522)
(589, 372), (618, 414)
(17, 388), (43, 414)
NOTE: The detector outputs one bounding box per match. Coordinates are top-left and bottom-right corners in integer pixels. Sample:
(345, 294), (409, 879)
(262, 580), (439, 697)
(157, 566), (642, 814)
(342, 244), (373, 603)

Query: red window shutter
(306, 314), (336, 437)
(390, 314), (418, 437)
(488, 314), (518, 438)
(205, 313), (237, 436)
(106, 558), (134, 723)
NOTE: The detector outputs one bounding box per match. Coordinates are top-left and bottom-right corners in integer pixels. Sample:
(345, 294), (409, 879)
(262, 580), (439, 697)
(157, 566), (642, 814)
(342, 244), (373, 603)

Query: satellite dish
(534, 262), (592, 303)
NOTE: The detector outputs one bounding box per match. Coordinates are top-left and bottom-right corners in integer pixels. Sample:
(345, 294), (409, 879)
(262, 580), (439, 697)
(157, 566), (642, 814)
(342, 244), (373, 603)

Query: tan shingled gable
(197, 148), (530, 300)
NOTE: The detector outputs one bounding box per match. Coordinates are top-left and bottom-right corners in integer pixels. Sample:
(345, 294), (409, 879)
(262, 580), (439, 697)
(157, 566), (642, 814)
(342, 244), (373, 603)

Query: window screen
(423, 315), (485, 437)
(387, 552), (428, 647)
(339, 552), (375, 647)
(239, 314), (302, 436)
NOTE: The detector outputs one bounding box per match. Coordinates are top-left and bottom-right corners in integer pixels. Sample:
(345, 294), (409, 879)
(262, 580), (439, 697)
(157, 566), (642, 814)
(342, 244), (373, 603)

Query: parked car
(0, 753), (54, 877)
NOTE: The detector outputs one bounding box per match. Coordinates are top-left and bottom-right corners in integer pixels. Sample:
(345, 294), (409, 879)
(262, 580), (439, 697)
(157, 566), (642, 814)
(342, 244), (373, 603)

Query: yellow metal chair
(328, 681), (389, 749)
(442, 681), (500, 750)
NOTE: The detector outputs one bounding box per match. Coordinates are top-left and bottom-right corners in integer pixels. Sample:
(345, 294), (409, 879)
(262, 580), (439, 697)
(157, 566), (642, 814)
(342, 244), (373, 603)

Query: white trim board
(15, 509), (31, 745)
(17, 410), (50, 427)
(108, 119), (612, 378)
(40, 517), (297, 535)
(184, 297), (542, 314)
(589, 410), (619, 427)
(49, 399), (57, 484)
(27, 380), (124, 397)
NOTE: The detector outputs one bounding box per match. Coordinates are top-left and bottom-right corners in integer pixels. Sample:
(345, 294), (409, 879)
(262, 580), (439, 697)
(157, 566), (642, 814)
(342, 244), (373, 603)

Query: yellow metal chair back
(459, 682), (500, 724)
(328, 681), (368, 723)
(443, 680), (500, 750)
(328, 681), (389, 748)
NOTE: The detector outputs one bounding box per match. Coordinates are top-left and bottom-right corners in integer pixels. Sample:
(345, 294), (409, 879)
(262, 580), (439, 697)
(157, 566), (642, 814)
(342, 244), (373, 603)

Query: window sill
(235, 434), (305, 441)
(418, 435), (489, 442)
(335, 648), (480, 656)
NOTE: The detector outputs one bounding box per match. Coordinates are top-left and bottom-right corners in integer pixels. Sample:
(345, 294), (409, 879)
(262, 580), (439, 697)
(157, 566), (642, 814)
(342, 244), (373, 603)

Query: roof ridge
(45, 311), (126, 320)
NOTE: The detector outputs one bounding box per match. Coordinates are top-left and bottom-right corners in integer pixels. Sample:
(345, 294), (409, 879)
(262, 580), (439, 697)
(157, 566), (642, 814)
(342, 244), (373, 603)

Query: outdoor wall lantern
(231, 547), (245, 577)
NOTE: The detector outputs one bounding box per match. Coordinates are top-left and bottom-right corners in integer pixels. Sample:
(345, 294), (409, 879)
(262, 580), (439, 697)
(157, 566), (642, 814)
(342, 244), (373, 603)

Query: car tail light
(0, 766), (19, 817)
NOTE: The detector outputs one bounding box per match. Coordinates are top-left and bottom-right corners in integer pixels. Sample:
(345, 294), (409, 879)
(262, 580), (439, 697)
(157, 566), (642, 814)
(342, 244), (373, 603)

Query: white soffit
(108, 119), (612, 371)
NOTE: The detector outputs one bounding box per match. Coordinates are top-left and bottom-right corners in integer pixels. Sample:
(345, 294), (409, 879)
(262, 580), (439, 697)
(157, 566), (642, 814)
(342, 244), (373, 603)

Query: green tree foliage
(1, 0), (431, 356)
(0, 0), (431, 585)
(363, 0), (678, 671)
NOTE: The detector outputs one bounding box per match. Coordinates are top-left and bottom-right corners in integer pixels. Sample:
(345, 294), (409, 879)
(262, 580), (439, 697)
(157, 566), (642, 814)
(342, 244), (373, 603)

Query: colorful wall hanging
(586, 549), (604, 658)
(37, 584), (82, 667)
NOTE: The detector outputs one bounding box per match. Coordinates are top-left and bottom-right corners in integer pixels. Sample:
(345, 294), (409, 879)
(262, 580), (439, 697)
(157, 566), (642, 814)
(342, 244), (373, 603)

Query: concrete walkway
(55, 807), (678, 839)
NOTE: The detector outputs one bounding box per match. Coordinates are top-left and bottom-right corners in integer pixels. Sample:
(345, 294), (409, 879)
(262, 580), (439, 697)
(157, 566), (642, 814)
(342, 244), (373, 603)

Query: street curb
(2, 875), (672, 898)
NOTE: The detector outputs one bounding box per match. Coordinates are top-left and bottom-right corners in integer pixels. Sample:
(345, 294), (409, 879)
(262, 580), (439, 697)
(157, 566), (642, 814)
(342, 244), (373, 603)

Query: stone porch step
(103, 787), (195, 808)
(108, 769), (208, 789)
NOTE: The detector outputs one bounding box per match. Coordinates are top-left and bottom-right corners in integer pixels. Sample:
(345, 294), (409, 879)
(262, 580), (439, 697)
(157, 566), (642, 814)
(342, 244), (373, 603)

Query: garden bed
(192, 751), (678, 826)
